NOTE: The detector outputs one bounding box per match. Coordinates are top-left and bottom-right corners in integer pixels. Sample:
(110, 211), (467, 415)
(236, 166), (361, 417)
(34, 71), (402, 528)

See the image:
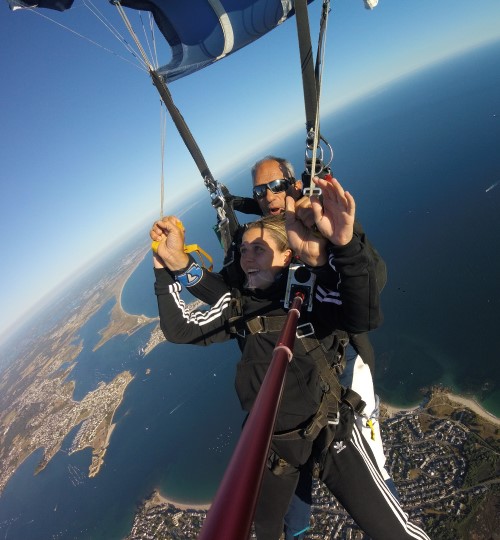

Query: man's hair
(245, 214), (289, 253)
(251, 156), (295, 183)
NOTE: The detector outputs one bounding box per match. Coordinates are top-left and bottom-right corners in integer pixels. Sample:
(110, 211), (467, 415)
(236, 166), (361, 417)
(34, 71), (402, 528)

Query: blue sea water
(0, 41), (499, 539)
(329, 42), (500, 411)
(120, 255), (158, 318)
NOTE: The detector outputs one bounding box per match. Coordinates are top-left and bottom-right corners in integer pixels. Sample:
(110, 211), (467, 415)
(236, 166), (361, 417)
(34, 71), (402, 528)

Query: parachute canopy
(8, 0), (313, 82)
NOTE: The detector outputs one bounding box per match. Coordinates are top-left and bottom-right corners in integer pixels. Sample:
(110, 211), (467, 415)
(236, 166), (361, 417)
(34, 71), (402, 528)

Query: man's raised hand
(310, 176), (355, 247)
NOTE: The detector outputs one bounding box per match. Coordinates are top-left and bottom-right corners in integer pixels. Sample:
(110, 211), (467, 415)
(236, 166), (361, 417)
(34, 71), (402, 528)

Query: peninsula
(0, 242), (152, 496)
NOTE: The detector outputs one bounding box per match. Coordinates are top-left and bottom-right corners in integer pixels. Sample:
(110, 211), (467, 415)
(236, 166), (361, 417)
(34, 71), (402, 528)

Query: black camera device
(284, 263), (316, 312)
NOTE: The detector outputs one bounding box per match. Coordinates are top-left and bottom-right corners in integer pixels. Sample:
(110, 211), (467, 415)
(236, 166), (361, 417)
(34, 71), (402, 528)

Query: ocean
(123, 39), (500, 413)
(0, 40), (498, 540)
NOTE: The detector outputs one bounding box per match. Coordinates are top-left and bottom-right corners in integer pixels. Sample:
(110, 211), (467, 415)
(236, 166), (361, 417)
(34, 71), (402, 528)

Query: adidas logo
(333, 441), (346, 454)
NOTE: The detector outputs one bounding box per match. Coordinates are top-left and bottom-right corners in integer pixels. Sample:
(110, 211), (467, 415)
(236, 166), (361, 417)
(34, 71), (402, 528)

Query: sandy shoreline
(94, 246), (157, 350)
(445, 392), (500, 426)
(116, 245), (151, 313)
(382, 391), (500, 427)
(151, 489), (211, 511)
(382, 402), (421, 416)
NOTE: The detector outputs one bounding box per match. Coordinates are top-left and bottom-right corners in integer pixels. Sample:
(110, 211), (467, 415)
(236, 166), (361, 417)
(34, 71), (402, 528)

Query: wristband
(175, 261), (203, 287)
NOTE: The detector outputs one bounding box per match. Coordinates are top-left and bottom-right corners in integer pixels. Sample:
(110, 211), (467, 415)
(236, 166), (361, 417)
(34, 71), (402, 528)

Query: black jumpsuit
(154, 236), (429, 540)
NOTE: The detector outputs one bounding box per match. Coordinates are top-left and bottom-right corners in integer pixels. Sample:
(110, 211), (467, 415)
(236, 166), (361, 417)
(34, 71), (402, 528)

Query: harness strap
(342, 386), (366, 415)
(246, 315), (287, 334)
(230, 309), (365, 444)
(272, 397), (330, 444)
(226, 310), (288, 336)
(293, 331), (367, 433)
(296, 334), (345, 405)
(236, 312), (364, 408)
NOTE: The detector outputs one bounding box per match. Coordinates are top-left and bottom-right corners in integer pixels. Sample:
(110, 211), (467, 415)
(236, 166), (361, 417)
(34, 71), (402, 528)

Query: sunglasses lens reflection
(253, 179), (290, 199)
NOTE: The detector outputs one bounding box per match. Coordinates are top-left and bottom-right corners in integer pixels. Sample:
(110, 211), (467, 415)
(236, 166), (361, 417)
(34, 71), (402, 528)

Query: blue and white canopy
(8, 0), (313, 82)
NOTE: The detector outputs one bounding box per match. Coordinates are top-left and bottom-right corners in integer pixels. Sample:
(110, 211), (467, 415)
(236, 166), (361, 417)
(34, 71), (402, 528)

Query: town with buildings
(125, 388), (500, 540)
(0, 242), (148, 496)
(0, 367), (134, 493)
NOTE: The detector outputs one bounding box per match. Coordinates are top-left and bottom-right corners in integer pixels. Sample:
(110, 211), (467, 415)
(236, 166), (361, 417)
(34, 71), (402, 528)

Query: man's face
(253, 160), (302, 216)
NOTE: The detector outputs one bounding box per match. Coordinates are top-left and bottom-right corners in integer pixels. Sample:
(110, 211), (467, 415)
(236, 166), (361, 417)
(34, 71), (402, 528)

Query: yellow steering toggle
(151, 219), (213, 271)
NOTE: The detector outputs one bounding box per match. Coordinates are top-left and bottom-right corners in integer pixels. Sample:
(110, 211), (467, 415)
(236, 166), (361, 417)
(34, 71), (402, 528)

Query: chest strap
(245, 314), (287, 335)
(226, 311), (288, 337)
(237, 313), (366, 443)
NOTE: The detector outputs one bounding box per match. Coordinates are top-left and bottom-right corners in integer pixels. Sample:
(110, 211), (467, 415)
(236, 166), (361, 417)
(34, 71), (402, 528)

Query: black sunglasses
(252, 178), (294, 199)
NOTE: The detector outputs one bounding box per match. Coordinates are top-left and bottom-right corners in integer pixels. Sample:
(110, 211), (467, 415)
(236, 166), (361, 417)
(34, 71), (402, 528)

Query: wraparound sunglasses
(252, 178), (295, 199)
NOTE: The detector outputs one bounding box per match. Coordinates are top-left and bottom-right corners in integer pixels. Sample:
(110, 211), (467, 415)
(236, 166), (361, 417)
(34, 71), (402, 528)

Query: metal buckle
(296, 322), (315, 338)
(328, 412), (340, 425)
(246, 316), (265, 334)
(302, 186), (322, 197)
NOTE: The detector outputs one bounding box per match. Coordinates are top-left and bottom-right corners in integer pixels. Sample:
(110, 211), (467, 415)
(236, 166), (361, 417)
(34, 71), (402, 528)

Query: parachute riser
(294, 0), (334, 191)
(149, 69), (212, 181)
(148, 69), (239, 253)
(302, 130), (334, 192)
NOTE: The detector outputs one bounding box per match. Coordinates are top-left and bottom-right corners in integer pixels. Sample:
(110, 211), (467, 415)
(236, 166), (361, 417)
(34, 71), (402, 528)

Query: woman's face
(240, 227), (291, 290)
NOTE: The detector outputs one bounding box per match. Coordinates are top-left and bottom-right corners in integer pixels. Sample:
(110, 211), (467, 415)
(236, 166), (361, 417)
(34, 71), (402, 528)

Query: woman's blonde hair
(244, 214), (289, 253)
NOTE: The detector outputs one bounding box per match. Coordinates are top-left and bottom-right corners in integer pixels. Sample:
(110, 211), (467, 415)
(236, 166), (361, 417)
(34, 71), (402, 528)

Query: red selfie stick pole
(198, 293), (304, 540)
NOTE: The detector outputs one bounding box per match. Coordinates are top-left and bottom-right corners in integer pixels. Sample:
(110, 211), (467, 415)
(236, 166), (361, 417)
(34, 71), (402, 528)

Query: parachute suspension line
(153, 105), (214, 272)
(315, 0), (331, 86)
(113, 2), (239, 255)
(138, 11), (157, 69)
(113, 1), (155, 71)
(159, 102), (167, 219)
(294, 0), (317, 134)
(147, 13), (160, 70)
(147, 68), (240, 254)
(21, 4), (143, 71)
(81, 0), (147, 70)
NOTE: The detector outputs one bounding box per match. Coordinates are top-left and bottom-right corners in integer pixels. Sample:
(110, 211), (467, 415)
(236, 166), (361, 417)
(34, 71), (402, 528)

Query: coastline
(116, 246), (151, 315)
(94, 246), (158, 350)
(445, 391), (500, 427)
(149, 489), (211, 511)
(382, 401), (421, 416)
(382, 390), (500, 427)
(132, 386), (500, 516)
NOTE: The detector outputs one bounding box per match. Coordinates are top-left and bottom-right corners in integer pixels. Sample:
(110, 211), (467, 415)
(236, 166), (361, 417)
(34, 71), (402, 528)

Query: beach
(149, 490), (211, 511)
(382, 401), (421, 416)
(382, 391), (500, 426)
(445, 392), (500, 427)
(94, 246), (158, 351)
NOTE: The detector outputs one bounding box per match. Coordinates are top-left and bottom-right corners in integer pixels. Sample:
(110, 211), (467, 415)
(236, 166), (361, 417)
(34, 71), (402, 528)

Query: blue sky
(1, 0), (499, 341)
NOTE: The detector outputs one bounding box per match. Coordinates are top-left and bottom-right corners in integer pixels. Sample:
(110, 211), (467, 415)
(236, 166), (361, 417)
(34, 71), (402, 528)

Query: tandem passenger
(151, 175), (429, 540)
